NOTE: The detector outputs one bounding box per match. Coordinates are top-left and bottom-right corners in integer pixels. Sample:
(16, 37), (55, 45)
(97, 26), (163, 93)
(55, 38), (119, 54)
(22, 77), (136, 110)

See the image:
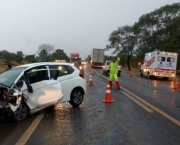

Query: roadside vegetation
(0, 60), (28, 73)
(0, 3), (180, 78)
(0, 44), (70, 73)
(106, 3), (180, 72)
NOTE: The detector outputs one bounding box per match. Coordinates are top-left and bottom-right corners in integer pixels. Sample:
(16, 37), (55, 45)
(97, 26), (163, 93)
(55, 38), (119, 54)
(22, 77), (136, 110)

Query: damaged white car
(0, 62), (86, 122)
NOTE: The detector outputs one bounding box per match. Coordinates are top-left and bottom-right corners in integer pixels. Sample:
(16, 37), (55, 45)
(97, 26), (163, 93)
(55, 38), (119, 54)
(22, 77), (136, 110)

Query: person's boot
(115, 81), (120, 89)
(109, 81), (112, 89)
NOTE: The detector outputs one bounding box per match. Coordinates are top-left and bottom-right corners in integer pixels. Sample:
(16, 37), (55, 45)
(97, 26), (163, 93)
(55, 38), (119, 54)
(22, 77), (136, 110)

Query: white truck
(140, 51), (178, 79)
(102, 60), (122, 77)
(91, 48), (104, 68)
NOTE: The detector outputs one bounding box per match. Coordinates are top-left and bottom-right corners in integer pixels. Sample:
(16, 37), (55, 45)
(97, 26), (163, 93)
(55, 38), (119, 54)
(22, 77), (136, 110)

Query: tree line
(0, 44), (70, 63)
(106, 3), (180, 70)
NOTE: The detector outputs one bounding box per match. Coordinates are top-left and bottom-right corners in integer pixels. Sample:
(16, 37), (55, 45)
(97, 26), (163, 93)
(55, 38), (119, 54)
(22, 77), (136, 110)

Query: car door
(22, 65), (63, 108)
(49, 64), (73, 99)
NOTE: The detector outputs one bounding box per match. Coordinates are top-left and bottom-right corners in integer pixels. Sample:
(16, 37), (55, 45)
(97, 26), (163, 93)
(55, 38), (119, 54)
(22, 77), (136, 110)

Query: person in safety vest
(107, 56), (120, 89)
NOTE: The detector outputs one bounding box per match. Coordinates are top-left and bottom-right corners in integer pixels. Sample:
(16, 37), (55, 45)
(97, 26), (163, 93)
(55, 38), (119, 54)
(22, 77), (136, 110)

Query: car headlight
(79, 66), (82, 70)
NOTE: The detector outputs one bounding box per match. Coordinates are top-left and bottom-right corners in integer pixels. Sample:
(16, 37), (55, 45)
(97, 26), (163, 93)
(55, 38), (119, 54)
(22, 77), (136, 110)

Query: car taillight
(79, 70), (84, 78)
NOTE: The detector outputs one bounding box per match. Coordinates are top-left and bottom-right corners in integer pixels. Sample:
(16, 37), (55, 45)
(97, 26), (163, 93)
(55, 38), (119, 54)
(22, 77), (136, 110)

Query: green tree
(85, 55), (91, 61)
(37, 44), (54, 62)
(106, 26), (137, 71)
(24, 54), (37, 63)
(0, 50), (12, 62)
(16, 51), (24, 62)
(50, 49), (70, 62)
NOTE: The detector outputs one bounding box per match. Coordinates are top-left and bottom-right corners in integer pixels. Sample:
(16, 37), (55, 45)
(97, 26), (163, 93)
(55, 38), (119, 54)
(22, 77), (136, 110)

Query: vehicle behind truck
(140, 51), (178, 79)
(91, 48), (104, 68)
(102, 60), (122, 77)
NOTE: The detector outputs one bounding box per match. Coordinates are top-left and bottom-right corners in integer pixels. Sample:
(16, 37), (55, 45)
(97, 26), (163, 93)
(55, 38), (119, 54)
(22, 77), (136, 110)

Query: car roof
(14, 62), (73, 68)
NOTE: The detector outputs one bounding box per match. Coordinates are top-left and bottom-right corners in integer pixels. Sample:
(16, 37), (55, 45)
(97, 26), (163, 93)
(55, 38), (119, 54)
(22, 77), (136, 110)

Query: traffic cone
(88, 75), (93, 86)
(91, 70), (94, 76)
(130, 71), (133, 77)
(88, 66), (91, 71)
(103, 83), (114, 103)
(173, 79), (179, 89)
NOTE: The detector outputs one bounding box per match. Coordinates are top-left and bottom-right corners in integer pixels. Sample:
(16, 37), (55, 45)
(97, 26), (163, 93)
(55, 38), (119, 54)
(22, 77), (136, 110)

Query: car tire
(118, 71), (121, 77)
(11, 101), (29, 122)
(69, 88), (84, 107)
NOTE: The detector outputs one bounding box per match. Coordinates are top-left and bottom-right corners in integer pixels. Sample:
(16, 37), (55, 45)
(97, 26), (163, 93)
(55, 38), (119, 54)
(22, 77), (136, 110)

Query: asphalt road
(0, 66), (180, 145)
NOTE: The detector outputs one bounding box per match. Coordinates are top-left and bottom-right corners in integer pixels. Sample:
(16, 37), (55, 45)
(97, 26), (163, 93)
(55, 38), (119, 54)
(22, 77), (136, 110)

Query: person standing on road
(107, 56), (120, 89)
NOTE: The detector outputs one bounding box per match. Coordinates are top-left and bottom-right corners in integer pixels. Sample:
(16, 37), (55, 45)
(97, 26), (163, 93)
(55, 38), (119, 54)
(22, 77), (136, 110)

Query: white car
(0, 62), (86, 122)
(102, 60), (122, 77)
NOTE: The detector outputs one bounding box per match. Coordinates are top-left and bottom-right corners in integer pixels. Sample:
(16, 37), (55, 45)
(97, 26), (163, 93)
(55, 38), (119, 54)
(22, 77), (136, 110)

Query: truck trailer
(91, 48), (104, 68)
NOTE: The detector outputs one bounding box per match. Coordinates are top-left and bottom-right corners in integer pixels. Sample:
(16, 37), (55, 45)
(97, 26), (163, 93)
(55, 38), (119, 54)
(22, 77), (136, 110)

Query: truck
(140, 50), (178, 79)
(102, 60), (122, 77)
(70, 53), (80, 63)
(91, 48), (104, 67)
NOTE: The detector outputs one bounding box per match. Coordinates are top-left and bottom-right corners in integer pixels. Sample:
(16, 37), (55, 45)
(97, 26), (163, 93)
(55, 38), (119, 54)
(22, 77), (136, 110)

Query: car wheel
(69, 88), (84, 107)
(12, 102), (29, 122)
(118, 71), (121, 77)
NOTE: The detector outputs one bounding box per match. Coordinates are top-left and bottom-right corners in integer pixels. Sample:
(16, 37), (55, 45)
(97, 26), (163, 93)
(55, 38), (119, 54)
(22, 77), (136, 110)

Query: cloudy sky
(0, 0), (179, 59)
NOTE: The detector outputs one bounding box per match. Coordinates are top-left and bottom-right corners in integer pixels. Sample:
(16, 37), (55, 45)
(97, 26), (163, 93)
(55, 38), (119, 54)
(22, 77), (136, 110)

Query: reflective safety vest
(108, 57), (120, 74)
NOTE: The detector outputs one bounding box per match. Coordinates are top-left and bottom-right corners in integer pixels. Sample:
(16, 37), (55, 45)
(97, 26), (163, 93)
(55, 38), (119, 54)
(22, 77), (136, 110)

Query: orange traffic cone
(88, 75), (93, 86)
(130, 71), (133, 77)
(173, 79), (179, 89)
(91, 70), (94, 76)
(103, 83), (114, 103)
(88, 66), (91, 71)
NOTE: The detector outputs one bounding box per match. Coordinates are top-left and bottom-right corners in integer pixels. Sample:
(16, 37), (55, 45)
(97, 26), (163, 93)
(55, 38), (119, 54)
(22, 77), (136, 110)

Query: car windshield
(106, 61), (111, 65)
(0, 67), (26, 87)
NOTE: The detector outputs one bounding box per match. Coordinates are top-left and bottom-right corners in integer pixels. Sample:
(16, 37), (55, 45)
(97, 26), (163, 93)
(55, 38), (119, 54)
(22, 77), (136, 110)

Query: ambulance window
(158, 56), (165, 61)
(167, 57), (175, 62)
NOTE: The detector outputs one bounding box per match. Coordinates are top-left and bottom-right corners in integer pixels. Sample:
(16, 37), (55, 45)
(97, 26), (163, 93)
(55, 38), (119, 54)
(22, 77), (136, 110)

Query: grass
(0, 60), (28, 73)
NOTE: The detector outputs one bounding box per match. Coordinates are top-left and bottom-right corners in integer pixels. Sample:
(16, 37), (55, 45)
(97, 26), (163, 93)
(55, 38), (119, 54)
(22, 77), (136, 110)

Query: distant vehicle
(91, 48), (104, 68)
(54, 60), (66, 62)
(0, 62), (86, 122)
(102, 60), (122, 77)
(140, 51), (178, 79)
(73, 62), (85, 78)
(81, 60), (87, 65)
(70, 53), (80, 63)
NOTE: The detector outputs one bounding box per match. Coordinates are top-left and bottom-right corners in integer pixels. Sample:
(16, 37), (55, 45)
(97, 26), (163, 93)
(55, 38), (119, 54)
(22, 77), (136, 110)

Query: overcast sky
(0, 0), (179, 59)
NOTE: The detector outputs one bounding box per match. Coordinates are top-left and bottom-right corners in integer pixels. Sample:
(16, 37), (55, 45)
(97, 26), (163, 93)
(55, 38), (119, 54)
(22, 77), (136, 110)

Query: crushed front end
(0, 85), (22, 119)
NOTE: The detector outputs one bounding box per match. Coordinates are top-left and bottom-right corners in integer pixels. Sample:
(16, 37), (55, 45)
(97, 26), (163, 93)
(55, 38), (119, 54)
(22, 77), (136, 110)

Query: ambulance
(140, 51), (178, 79)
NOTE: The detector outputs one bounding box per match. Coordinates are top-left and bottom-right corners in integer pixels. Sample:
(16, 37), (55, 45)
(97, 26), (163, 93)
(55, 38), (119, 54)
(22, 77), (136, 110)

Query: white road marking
(15, 111), (45, 145)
